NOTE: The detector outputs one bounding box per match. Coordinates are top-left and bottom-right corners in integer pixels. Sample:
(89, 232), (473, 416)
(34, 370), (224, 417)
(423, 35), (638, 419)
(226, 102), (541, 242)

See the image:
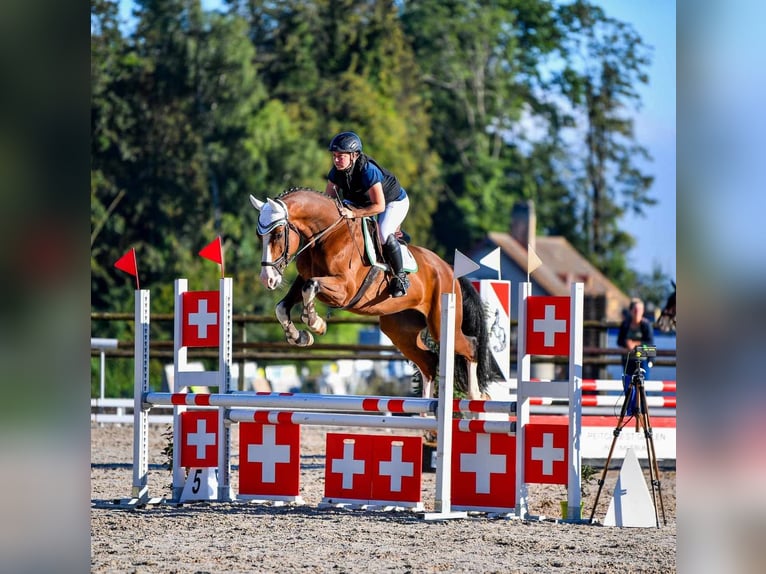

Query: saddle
(360, 218), (418, 273)
(334, 218), (418, 310)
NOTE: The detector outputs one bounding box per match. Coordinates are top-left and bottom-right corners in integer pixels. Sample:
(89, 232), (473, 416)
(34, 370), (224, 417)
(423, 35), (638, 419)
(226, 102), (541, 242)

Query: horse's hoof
(297, 331), (314, 347)
(302, 314), (326, 335)
(312, 320), (327, 336)
(286, 331), (314, 347)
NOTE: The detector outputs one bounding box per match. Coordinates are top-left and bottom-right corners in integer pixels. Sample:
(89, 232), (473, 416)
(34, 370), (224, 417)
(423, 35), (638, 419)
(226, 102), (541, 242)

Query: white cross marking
(186, 418), (216, 459)
(331, 440), (366, 489)
(188, 298), (218, 339)
(378, 443), (414, 492)
(460, 434), (507, 494)
(531, 432), (565, 475)
(246, 425), (292, 483)
(533, 304), (567, 347)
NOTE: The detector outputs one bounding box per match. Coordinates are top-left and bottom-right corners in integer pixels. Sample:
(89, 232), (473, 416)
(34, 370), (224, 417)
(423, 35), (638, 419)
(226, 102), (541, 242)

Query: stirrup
(390, 274), (409, 298)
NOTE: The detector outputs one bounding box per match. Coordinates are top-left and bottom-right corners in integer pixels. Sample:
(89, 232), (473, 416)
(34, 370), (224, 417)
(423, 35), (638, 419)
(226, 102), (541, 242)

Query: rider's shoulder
(359, 154), (382, 175)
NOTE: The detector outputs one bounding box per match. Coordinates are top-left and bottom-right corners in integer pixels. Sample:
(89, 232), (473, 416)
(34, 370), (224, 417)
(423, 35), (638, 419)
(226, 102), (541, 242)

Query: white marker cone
(603, 448), (656, 527)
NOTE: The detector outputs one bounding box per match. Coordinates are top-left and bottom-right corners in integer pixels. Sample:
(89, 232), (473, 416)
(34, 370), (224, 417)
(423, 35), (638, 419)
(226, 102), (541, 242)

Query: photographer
(618, 298), (655, 413)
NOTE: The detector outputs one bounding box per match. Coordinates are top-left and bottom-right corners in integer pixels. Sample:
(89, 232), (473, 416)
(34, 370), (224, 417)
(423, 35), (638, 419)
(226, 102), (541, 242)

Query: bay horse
(249, 187), (491, 400)
(657, 280), (676, 333)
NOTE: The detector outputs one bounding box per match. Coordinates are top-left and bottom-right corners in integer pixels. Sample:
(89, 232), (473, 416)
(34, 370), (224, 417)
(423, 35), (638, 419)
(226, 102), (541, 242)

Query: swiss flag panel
(180, 410), (218, 467)
(182, 291), (220, 348)
(451, 421), (516, 509)
(370, 436), (422, 503)
(324, 434), (374, 500)
(239, 421), (300, 496)
(524, 423), (569, 485)
(525, 296), (570, 356)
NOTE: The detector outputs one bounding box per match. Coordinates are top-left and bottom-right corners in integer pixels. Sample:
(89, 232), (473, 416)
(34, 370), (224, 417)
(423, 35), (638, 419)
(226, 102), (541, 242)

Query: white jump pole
(145, 392), (518, 416)
(515, 282), (531, 519)
(515, 281), (584, 520)
(565, 282), (584, 520)
(171, 279), (187, 500)
(217, 277), (233, 501)
(131, 288), (151, 504)
(422, 291), (468, 520)
(171, 277), (234, 502)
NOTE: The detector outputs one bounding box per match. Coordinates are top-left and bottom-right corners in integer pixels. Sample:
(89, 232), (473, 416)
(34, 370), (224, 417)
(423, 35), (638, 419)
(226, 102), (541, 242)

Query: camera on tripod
(629, 345), (656, 360)
(626, 345), (656, 383)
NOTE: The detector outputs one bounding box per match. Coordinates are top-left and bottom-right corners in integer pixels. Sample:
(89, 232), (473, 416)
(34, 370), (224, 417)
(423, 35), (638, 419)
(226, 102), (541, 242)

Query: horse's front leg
(300, 279), (327, 335)
(277, 278), (314, 347)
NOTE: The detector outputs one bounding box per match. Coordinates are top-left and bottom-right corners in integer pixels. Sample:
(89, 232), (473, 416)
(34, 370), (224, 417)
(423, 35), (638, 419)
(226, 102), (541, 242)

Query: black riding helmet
(328, 131), (362, 153)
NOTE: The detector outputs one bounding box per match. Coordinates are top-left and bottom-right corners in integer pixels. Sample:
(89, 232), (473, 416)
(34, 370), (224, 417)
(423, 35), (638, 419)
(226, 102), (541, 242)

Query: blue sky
(117, 0), (676, 277)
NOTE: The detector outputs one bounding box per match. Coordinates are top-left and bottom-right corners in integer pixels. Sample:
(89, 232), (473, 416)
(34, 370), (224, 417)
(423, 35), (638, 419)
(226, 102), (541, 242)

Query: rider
(324, 131), (411, 298)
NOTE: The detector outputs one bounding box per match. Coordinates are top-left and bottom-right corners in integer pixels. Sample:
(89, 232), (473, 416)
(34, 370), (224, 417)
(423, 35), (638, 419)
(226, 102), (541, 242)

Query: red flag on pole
(199, 236), (224, 277)
(114, 248), (140, 289)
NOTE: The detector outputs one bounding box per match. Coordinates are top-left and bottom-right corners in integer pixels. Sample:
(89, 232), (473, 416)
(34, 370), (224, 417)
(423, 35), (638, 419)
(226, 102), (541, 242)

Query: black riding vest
(328, 154), (402, 206)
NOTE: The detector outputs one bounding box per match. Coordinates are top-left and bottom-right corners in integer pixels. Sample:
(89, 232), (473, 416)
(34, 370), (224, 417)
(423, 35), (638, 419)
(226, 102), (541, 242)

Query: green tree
(401, 0), (562, 255)
(553, 0), (655, 289)
(90, 1), (317, 314)
(232, 0), (440, 246)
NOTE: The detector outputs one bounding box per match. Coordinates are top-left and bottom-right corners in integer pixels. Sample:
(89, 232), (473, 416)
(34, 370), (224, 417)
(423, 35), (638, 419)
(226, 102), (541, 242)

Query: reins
(292, 216), (346, 259)
(333, 195), (366, 263)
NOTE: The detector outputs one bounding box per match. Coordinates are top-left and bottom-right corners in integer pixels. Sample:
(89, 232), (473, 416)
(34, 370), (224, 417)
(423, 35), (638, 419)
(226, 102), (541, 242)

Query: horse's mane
(276, 187), (327, 200)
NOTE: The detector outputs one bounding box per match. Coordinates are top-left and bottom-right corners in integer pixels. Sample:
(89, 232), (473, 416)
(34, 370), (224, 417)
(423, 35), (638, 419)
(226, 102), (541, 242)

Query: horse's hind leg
(277, 278), (314, 347)
(380, 312), (438, 397)
(300, 279), (327, 335)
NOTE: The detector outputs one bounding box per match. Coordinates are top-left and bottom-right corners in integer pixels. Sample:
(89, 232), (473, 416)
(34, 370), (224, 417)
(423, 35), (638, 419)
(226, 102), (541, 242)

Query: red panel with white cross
(450, 421), (516, 510)
(369, 436), (422, 504)
(181, 291), (220, 348)
(180, 410), (218, 467)
(239, 420), (300, 497)
(324, 434), (374, 501)
(525, 296), (570, 356)
(524, 423), (569, 485)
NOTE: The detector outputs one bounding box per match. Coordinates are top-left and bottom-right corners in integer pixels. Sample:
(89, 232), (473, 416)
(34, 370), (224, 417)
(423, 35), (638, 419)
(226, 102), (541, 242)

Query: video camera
(629, 345), (657, 360)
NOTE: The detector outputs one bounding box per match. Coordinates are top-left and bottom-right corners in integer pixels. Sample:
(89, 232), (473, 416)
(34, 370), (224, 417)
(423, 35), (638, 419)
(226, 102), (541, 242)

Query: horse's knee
(453, 334), (478, 363)
(301, 279), (320, 302)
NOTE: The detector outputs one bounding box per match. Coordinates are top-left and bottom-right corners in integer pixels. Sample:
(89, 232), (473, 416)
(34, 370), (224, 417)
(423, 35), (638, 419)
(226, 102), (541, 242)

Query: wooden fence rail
(91, 313), (675, 368)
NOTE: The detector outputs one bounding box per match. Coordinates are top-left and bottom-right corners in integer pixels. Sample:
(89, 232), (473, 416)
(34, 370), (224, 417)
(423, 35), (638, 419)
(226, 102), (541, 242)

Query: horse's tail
(454, 276), (491, 396)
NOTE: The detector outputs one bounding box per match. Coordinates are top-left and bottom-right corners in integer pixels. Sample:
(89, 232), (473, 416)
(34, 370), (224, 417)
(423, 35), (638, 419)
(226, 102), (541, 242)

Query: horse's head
(657, 281), (676, 333)
(250, 195), (293, 290)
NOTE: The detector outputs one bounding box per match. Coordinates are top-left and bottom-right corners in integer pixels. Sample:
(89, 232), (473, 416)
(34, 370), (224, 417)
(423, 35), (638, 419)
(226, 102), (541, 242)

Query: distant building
(466, 199), (630, 322)
(467, 200), (630, 378)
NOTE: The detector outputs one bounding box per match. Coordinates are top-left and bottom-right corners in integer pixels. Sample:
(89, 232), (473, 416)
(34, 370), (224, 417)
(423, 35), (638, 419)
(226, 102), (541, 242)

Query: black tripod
(588, 346), (667, 527)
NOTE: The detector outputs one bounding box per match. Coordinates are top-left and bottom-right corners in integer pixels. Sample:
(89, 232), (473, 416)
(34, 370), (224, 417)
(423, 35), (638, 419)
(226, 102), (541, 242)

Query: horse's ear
(249, 195), (265, 211)
(267, 198), (282, 212)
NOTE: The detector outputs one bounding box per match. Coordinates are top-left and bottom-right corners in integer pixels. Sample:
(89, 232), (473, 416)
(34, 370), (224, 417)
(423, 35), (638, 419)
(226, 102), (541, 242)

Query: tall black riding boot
(383, 234), (410, 297)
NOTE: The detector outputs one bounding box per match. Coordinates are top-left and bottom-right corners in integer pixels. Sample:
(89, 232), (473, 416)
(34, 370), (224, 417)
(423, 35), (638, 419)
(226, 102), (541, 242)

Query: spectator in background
(618, 298), (655, 413)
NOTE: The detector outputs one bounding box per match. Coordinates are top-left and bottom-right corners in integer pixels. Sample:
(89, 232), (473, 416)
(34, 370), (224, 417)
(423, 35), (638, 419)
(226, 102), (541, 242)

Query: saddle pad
(361, 219), (418, 274)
